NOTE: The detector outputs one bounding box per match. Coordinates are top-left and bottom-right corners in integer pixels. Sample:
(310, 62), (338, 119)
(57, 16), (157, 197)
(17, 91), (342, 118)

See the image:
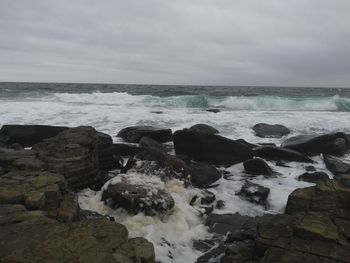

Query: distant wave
(25, 92), (350, 112)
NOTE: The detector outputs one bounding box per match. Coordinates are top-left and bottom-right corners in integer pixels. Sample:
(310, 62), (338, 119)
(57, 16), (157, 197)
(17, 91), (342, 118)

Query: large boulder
(189, 124), (219, 134)
(252, 123), (290, 138)
(282, 133), (349, 156)
(117, 126), (173, 143)
(188, 163), (222, 188)
(173, 130), (253, 165)
(0, 124), (68, 147)
(324, 154), (350, 175)
(102, 174), (175, 216)
(33, 127), (102, 189)
(253, 146), (313, 163)
(243, 158), (273, 176)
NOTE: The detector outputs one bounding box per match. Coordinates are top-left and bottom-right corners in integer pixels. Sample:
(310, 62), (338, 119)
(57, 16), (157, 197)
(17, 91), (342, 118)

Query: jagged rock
(139, 136), (167, 152)
(102, 175), (175, 216)
(0, 215), (155, 263)
(324, 154), (350, 175)
(113, 143), (139, 156)
(253, 146), (313, 163)
(243, 158), (273, 176)
(0, 124), (68, 147)
(282, 132), (349, 156)
(33, 127), (102, 189)
(173, 129), (253, 165)
(117, 126), (173, 143)
(237, 181), (270, 207)
(252, 123), (290, 138)
(298, 172), (330, 184)
(189, 124), (219, 134)
(188, 163), (221, 188)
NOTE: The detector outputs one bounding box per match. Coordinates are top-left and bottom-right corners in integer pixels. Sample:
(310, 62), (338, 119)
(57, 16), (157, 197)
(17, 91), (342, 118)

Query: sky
(0, 0), (349, 87)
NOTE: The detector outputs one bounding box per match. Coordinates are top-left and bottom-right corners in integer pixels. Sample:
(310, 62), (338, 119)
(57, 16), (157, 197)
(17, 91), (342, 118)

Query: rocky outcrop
(298, 171), (330, 184)
(253, 146), (313, 163)
(237, 181), (270, 207)
(282, 132), (349, 156)
(324, 154), (350, 175)
(117, 126), (173, 143)
(189, 124), (219, 134)
(243, 158), (273, 176)
(102, 175), (175, 216)
(188, 162), (222, 188)
(173, 129), (253, 165)
(0, 124), (68, 147)
(252, 123), (290, 138)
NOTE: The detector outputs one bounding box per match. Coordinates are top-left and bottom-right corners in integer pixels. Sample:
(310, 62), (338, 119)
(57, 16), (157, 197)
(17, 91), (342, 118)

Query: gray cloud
(0, 0), (349, 87)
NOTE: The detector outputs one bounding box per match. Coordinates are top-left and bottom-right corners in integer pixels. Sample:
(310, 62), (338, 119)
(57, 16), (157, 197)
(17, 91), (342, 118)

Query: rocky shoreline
(0, 124), (349, 262)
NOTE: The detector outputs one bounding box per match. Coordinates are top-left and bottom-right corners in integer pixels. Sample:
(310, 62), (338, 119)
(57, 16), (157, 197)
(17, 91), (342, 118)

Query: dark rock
(243, 158), (273, 176)
(97, 132), (118, 171)
(33, 126), (102, 190)
(174, 129), (253, 165)
(200, 191), (216, 205)
(221, 241), (259, 263)
(120, 157), (136, 174)
(253, 123), (290, 138)
(237, 181), (270, 207)
(298, 172), (330, 184)
(188, 163), (222, 188)
(206, 109), (221, 113)
(324, 154), (350, 175)
(10, 143), (23, 150)
(282, 132), (349, 156)
(305, 165), (316, 172)
(196, 245), (226, 263)
(102, 177), (175, 216)
(190, 196), (198, 206)
(139, 136), (167, 152)
(0, 166), (3, 175)
(117, 126), (172, 143)
(216, 200), (225, 209)
(189, 124), (219, 134)
(235, 139), (259, 149)
(253, 146), (313, 163)
(113, 143), (139, 156)
(150, 111), (163, 114)
(0, 124), (68, 147)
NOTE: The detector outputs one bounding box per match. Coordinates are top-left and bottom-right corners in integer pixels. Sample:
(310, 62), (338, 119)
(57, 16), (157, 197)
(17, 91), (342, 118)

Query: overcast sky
(0, 0), (349, 87)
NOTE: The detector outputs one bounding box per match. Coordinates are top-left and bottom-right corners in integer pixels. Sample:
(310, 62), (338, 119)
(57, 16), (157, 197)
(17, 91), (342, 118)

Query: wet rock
(221, 241), (259, 263)
(200, 191), (216, 205)
(174, 129), (253, 165)
(113, 143), (139, 156)
(117, 126), (173, 143)
(196, 245), (226, 263)
(10, 143), (23, 150)
(324, 154), (350, 175)
(188, 163), (222, 188)
(12, 157), (46, 171)
(243, 158), (273, 176)
(56, 193), (80, 222)
(298, 172), (330, 184)
(216, 200), (225, 209)
(282, 132), (349, 156)
(189, 124), (219, 134)
(33, 127), (102, 190)
(253, 123), (290, 138)
(102, 176), (175, 216)
(0, 124), (68, 147)
(97, 132), (118, 171)
(206, 109), (221, 113)
(253, 146), (313, 163)
(114, 237), (155, 263)
(235, 139), (259, 149)
(305, 165), (316, 172)
(139, 136), (167, 152)
(237, 181), (270, 207)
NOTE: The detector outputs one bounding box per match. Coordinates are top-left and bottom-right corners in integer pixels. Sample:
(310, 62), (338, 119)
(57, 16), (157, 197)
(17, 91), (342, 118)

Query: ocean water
(1, 82), (350, 262)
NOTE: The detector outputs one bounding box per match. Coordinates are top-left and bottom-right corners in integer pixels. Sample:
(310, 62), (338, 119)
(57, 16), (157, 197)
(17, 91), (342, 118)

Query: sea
(1, 82), (350, 262)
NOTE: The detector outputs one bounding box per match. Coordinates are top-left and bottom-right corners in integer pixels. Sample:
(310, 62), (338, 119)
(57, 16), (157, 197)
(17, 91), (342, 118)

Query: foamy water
(1, 88), (350, 262)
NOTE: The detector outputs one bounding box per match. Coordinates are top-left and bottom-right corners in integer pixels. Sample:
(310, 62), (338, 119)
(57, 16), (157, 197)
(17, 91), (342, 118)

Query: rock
(235, 139), (259, 149)
(252, 123), (290, 138)
(113, 143), (139, 156)
(117, 126), (173, 143)
(216, 200), (225, 209)
(97, 132), (118, 171)
(102, 175), (175, 216)
(0, 166), (3, 175)
(173, 129), (253, 165)
(305, 165), (316, 172)
(12, 157), (46, 171)
(0, 216), (155, 263)
(56, 193), (80, 222)
(188, 163), (222, 188)
(0, 148), (36, 169)
(114, 237), (155, 263)
(150, 111), (163, 114)
(139, 136), (167, 152)
(253, 146), (313, 163)
(243, 158), (273, 176)
(324, 154), (350, 175)
(33, 127), (102, 189)
(10, 143), (23, 150)
(237, 181), (270, 207)
(189, 124), (219, 134)
(0, 124), (68, 147)
(282, 132), (349, 156)
(298, 172), (330, 184)
(200, 191), (216, 205)
(206, 109), (220, 113)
